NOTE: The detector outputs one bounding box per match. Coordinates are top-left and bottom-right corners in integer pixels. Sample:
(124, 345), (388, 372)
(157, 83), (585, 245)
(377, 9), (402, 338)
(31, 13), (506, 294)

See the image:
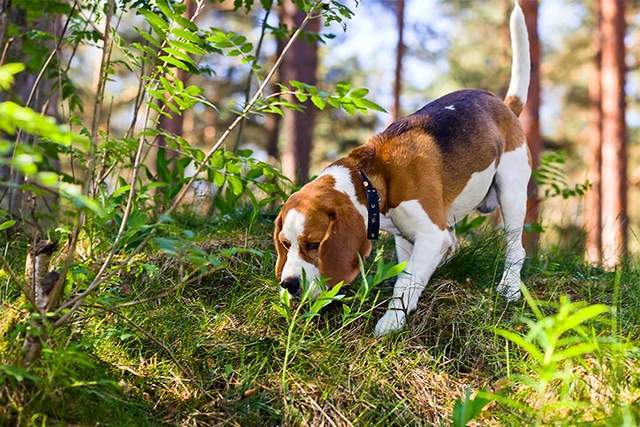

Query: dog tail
(504, 1), (530, 116)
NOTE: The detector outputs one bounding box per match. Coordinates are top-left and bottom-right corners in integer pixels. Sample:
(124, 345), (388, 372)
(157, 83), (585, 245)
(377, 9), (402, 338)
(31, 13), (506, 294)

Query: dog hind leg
(495, 145), (531, 301)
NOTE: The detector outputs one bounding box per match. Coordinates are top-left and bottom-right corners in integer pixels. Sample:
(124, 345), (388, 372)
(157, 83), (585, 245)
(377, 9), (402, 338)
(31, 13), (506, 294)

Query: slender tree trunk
(519, 0), (541, 251)
(585, 3), (603, 264)
(280, 1), (320, 184)
(392, 0), (405, 121)
(266, 37), (284, 160)
(265, 108), (281, 160)
(0, 0), (9, 65)
(600, 0), (627, 268)
(3, 6), (60, 221)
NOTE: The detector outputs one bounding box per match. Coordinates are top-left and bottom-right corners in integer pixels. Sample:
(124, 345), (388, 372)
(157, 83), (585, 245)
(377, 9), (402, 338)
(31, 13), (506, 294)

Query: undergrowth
(2, 213), (640, 425)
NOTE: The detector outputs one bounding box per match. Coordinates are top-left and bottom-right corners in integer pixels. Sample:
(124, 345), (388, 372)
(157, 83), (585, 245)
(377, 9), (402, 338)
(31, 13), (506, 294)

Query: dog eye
(306, 242), (320, 251)
(281, 240), (291, 250)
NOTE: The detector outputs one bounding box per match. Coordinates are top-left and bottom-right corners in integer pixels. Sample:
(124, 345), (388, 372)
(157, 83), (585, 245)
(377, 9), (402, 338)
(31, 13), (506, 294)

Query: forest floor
(2, 211), (640, 426)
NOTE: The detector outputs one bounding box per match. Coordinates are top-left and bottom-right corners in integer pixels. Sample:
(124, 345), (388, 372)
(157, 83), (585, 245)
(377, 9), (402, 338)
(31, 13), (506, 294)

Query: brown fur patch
(504, 95), (524, 116)
(273, 175), (370, 284)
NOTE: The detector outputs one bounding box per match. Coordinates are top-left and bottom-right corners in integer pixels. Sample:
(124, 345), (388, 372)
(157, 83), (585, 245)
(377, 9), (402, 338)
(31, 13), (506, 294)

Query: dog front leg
(375, 229), (451, 336)
(394, 235), (413, 264)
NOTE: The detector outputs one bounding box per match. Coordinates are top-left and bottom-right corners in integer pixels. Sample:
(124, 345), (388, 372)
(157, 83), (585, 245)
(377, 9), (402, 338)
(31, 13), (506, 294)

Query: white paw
(374, 310), (407, 337)
(497, 277), (523, 302)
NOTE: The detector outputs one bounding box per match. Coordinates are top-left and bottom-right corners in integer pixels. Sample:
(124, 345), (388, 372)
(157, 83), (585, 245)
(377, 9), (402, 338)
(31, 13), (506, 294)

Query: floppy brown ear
(318, 207), (371, 285)
(273, 211), (287, 280)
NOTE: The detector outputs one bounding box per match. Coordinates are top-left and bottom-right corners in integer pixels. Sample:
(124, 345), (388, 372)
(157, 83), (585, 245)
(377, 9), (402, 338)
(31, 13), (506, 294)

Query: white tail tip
(506, 1), (531, 106)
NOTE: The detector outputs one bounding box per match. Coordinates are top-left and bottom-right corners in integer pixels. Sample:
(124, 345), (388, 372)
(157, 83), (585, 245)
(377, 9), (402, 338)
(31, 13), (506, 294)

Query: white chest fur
(387, 200), (442, 241)
(447, 162), (496, 225)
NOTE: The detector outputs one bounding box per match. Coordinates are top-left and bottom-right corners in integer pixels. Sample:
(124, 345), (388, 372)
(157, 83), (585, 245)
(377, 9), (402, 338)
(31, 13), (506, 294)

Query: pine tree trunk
(585, 3), (603, 265)
(280, 2), (320, 184)
(600, 0), (627, 268)
(519, 0), (541, 251)
(392, 0), (405, 121)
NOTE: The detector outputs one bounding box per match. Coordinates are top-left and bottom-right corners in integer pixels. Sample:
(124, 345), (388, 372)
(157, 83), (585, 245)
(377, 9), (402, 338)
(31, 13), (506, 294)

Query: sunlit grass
(2, 213), (640, 425)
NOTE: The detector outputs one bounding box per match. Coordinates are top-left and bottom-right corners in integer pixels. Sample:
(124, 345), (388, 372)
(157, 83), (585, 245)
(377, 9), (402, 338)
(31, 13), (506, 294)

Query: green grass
(1, 213), (640, 425)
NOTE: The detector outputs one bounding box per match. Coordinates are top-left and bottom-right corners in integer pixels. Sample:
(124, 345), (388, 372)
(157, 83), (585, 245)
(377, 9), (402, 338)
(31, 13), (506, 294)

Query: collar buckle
(358, 171), (380, 240)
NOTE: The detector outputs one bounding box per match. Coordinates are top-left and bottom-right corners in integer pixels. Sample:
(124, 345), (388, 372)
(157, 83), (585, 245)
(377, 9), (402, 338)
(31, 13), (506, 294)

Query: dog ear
(273, 211), (287, 280)
(318, 207), (371, 285)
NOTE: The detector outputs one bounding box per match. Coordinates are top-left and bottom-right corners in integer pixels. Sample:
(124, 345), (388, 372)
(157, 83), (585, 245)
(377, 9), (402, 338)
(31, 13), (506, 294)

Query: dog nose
(280, 277), (301, 295)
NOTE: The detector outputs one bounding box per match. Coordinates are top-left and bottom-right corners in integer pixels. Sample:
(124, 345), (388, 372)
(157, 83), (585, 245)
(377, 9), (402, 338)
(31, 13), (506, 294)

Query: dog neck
(332, 145), (389, 214)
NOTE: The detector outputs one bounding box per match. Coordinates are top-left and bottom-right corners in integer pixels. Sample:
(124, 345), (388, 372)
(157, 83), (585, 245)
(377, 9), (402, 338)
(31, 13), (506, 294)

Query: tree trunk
(391, 0), (405, 121)
(265, 107), (281, 160)
(266, 37), (284, 160)
(280, 2), (320, 184)
(585, 3), (603, 265)
(519, 0), (541, 251)
(600, 0), (627, 268)
(2, 6), (60, 222)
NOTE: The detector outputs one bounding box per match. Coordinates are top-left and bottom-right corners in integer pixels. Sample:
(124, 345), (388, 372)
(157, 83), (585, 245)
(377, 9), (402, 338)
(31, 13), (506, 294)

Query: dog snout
(280, 277), (301, 295)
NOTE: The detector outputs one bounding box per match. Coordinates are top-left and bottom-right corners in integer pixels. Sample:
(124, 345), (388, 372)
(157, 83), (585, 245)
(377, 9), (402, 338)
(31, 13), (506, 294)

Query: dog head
(273, 175), (371, 297)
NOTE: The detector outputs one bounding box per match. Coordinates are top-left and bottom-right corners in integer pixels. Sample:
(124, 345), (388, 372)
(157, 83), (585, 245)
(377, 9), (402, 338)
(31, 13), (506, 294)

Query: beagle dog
(274, 2), (532, 336)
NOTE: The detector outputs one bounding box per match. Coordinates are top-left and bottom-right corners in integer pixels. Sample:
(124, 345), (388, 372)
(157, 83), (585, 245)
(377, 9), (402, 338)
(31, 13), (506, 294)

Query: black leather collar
(358, 170), (380, 240)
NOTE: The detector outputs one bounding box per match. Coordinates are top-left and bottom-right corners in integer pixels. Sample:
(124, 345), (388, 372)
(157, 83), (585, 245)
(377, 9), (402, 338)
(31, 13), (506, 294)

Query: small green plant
(534, 150), (590, 200)
(274, 273), (346, 393)
(481, 284), (638, 425)
(273, 256), (406, 393)
(452, 387), (492, 427)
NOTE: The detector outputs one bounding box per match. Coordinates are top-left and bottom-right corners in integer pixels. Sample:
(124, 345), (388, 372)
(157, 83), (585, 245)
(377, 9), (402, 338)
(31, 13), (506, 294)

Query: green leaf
(227, 175), (243, 195)
(159, 55), (190, 71)
(556, 304), (610, 337)
(0, 63), (25, 90)
(452, 388), (492, 427)
(495, 329), (544, 364)
(111, 185), (131, 198)
(0, 219), (16, 231)
(163, 47), (194, 65)
(357, 98), (387, 113)
(155, 0), (174, 19)
(350, 88), (369, 98)
(294, 92), (308, 102)
(172, 27), (200, 43)
(36, 171), (58, 186)
(310, 95), (326, 110)
(0, 365), (40, 383)
(139, 9), (169, 33)
(168, 39), (206, 55)
(379, 261), (407, 283)
(551, 342), (599, 362)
